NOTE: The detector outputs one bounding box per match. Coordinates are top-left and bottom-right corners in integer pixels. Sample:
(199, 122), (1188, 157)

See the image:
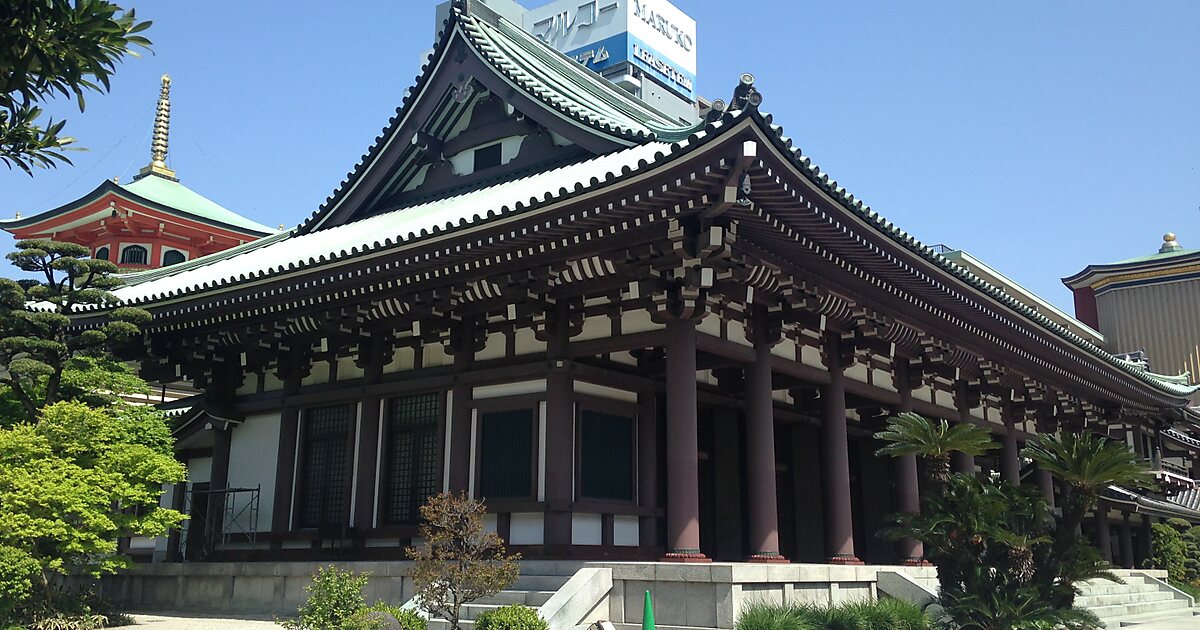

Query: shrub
(0, 545), (38, 623)
(278, 566), (371, 630)
(735, 599), (930, 630)
(1149, 521), (1187, 580)
(474, 605), (547, 630)
(357, 603), (427, 630)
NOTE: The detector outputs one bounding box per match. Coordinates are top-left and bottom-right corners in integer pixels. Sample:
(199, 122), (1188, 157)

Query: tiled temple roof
(82, 2), (1198, 402)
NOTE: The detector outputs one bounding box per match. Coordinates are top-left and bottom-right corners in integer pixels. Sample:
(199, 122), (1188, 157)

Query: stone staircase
(1077, 570), (1198, 627)
(425, 573), (570, 630)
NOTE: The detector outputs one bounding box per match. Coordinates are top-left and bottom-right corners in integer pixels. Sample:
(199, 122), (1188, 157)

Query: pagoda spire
(136, 74), (177, 181)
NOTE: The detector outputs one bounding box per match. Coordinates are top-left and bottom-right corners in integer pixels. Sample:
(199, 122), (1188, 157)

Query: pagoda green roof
(120, 175), (277, 235)
(1112, 247), (1200, 265)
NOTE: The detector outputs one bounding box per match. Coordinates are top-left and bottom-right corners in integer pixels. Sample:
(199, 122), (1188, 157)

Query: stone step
(1107, 608), (1200, 627)
(1077, 590), (1178, 608)
(1088, 598), (1191, 620)
(513, 574), (571, 591)
(1082, 576), (1150, 587)
(1081, 583), (1164, 596)
(474, 590), (557, 607)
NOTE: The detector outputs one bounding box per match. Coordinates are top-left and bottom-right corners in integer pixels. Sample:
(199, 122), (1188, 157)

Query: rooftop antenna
(135, 74), (177, 181)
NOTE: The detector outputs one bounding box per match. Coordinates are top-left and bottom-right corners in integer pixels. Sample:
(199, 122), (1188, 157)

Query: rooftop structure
(0, 75), (276, 269)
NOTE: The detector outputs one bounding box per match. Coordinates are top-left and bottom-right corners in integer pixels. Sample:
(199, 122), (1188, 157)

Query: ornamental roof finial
(136, 74), (177, 181)
(1160, 232), (1182, 254)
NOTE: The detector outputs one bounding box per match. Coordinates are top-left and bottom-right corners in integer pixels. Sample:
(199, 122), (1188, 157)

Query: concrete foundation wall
(99, 560), (937, 628)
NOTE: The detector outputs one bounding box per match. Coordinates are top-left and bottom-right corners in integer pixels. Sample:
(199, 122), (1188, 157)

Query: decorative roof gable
(297, 0), (699, 234)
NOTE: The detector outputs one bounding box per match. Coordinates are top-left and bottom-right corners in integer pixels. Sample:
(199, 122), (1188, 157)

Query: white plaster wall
(872, 368), (896, 392)
(423, 343), (449, 368)
(697, 316), (721, 338)
(726, 320), (751, 347)
(188, 457), (212, 484)
(913, 385), (933, 403)
(337, 357), (364, 381)
(800, 345), (823, 369)
(935, 389), (953, 409)
(772, 338), (797, 360)
(577, 316), (612, 342)
(476, 332), (507, 361)
(236, 374), (257, 397)
(384, 347), (416, 374)
(227, 413), (282, 531)
(970, 405), (985, 420)
(613, 515), (639, 546)
(509, 513), (544, 545)
(513, 329), (546, 356)
(572, 513), (603, 545)
(621, 310), (663, 334)
(474, 380), (547, 399)
(302, 362), (330, 387)
(844, 362), (869, 384)
(263, 371), (285, 393)
(574, 381), (636, 402)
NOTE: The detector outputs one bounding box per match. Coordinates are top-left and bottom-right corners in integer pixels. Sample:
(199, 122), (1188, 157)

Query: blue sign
(563, 33), (696, 100)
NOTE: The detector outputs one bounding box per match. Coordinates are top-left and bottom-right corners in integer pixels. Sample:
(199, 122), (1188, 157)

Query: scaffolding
(180, 484), (260, 560)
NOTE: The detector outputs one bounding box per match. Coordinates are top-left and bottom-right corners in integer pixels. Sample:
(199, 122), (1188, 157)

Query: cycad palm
(1023, 431), (1152, 606)
(875, 412), (996, 485)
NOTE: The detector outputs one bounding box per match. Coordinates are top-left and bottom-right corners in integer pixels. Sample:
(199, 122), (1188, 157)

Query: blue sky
(3, 1), (1198, 313)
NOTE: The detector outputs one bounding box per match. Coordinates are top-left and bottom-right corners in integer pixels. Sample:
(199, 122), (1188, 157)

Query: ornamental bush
(278, 566), (371, 630)
(473, 605), (547, 630)
(735, 599), (930, 630)
(1149, 521), (1188, 580)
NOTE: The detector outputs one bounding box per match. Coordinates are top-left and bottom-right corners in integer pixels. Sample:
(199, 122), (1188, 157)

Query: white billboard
(522, 0), (697, 100)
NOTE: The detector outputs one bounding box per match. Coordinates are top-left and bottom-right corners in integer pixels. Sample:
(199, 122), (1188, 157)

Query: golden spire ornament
(137, 74), (177, 180)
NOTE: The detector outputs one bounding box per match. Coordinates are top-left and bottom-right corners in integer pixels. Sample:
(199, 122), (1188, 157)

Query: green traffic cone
(642, 590), (655, 630)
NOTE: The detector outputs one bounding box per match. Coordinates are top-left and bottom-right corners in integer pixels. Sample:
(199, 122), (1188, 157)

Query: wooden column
(637, 390), (658, 552)
(165, 482), (186, 561)
(822, 335), (861, 564)
(1119, 514), (1135, 569)
(893, 358), (924, 564)
(1035, 466), (1056, 509)
(447, 319), (475, 493)
(1139, 516), (1154, 566)
(1095, 503), (1113, 563)
(272, 351), (310, 539)
(663, 318), (707, 561)
(206, 426), (232, 551)
(353, 334), (387, 531)
(544, 303), (574, 549)
(745, 307), (784, 562)
(952, 384), (975, 474)
(1000, 402), (1021, 485)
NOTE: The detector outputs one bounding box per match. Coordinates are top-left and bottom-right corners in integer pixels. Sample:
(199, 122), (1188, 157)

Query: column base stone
(661, 550), (712, 563)
(901, 558), (932, 567)
(747, 553), (790, 564)
(826, 554), (864, 565)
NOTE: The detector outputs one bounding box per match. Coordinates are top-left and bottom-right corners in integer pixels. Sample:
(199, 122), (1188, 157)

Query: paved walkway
(131, 613), (278, 629)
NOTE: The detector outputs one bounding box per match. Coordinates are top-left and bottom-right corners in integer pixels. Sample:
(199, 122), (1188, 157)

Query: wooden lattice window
(381, 393), (440, 525)
(120, 245), (148, 265)
(163, 250), (186, 266)
(478, 408), (534, 499)
(297, 404), (352, 529)
(579, 410), (634, 501)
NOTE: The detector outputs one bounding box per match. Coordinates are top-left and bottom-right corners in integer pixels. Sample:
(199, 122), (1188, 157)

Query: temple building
(1, 75), (277, 269)
(77, 0), (1200, 603)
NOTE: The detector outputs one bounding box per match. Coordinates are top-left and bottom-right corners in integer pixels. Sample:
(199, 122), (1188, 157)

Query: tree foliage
(408, 492), (520, 630)
(875, 414), (1147, 629)
(1, 0), (152, 174)
(0, 401), (185, 622)
(0, 239), (150, 423)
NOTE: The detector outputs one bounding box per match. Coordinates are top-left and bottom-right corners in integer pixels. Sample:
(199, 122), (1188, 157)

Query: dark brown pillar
(637, 390), (658, 551)
(206, 426), (232, 549)
(1035, 466), (1056, 509)
(165, 482), (186, 561)
(1119, 514), (1135, 569)
(1095, 503), (1113, 563)
(893, 359), (924, 564)
(663, 318), (707, 561)
(822, 336), (860, 564)
(272, 407), (300, 534)
(712, 407), (743, 561)
(544, 304), (573, 548)
(745, 308), (784, 561)
(447, 319), (474, 493)
(1139, 516), (1153, 565)
(1000, 404), (1021, 485)
(353, 398), (382, 531)
(951, 450), (975, 475)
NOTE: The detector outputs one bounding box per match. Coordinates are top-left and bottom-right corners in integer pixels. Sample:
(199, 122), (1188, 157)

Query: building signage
(522, 0), (698, 101)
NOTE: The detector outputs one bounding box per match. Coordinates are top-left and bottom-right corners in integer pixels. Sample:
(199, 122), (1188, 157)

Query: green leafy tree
(875, 411), (996, 488)
(408, 492), (521, 630)
(277, 566), (371, 630)
(1, 0), (152, 174)
(0, 401), (185, 621)
(0, 239), (150, 423)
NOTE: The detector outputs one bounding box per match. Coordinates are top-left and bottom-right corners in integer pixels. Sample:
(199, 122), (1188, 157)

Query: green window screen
(382, 393), (440, 525)
(479, 409), (534, 499)
(579, 410), (634, 501)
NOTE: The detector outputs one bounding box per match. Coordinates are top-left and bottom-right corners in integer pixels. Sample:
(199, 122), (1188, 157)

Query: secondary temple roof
(76, 1), (1197, 404)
